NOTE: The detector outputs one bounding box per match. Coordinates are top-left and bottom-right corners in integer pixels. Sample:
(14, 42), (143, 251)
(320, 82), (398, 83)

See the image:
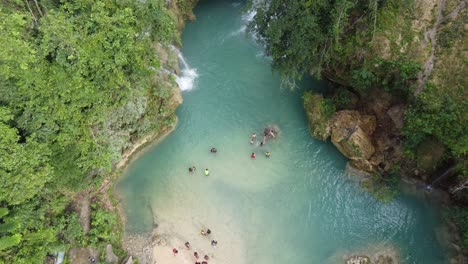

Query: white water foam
(172, 46), (198, 91)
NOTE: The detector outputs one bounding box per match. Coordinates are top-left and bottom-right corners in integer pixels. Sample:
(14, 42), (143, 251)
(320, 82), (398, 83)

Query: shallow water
(117, 1), (448, 263)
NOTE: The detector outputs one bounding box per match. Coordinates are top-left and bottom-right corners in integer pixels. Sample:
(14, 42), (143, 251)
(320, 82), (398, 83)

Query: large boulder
(303, 92), (334, 140)
(331, 110), (376, 161)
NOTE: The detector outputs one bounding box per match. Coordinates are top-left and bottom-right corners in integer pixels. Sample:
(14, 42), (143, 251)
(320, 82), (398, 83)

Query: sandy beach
(123, 201), (247, 264)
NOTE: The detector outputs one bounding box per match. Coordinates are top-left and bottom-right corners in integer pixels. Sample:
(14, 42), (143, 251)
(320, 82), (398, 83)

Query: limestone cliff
(304, 0), (467, 180)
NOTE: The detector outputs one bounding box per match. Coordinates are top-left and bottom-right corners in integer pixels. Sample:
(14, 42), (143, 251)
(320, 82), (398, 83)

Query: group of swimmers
(172, 228), (218, 264)
(250, 133), (271, 159)
(188, 133), (271, 175)
(188, 148), (217, 176)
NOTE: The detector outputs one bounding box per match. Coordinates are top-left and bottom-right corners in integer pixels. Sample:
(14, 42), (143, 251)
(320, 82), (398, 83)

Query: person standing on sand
(194, 252), (199, 259)
(185, 242), (191, 249)
(172, 248), (178, 256)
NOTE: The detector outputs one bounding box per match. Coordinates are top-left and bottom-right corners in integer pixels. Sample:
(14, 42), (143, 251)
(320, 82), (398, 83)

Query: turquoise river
(118, 1), (448, 263)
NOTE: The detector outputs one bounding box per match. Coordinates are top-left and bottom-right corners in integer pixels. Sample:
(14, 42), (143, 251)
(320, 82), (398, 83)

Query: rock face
(124, 256), (134, 264)
(331, 110), (377, 172)
(303, 92), (332, 140)
(303, 86), (411, 175)
(68, 248), (98, 264)
(105, 244), (119, 263)
(78, 196), (90, 235)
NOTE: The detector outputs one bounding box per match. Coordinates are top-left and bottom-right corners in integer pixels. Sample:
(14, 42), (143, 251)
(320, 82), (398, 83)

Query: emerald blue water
(117, 1), (448, 263)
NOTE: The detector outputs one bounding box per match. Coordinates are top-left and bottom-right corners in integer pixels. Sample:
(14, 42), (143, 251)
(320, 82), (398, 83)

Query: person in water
(252, 133), (257, 139)
(188, 166), (196, 173)
(260, 141), (264, 147)
(265, 151), (270, 157)
(210, 147), (217, 153)
(211, 240), (217, 246)
(200, 229), (206, 235)
(251, 152), (256, 159)
(204, 168), (209, 176)
(250, 139), (254, 144)
(206, 228), (211, 234)
(185, 242), (191, 249)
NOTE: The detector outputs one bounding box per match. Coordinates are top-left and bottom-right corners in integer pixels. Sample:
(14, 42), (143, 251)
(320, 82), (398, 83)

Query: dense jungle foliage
(251, 0), (467, 250)
(251, 0), (466, 187)
(0, 0), (194, 262)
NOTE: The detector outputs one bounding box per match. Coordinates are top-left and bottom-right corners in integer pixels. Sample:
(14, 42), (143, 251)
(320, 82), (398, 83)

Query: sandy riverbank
(122, 203), (247, 264)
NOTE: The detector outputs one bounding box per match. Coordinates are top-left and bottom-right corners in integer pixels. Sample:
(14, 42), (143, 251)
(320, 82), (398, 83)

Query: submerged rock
(337, 243), (400, 264)
(263, 125), (279, 140)
(346, 255), (371, 264)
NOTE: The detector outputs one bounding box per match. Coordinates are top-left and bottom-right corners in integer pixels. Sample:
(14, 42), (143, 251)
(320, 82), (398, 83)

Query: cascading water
(172, 46), (198, 91)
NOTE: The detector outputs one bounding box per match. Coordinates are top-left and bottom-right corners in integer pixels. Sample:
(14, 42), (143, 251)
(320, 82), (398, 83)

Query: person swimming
(251, 133), (257, 139)
(250, 139), (254, 144)
(204, 168), (209, 176)
(265, 151), (270, 157)
(210, 147), (217, 153)
(251, 152), (256, 159)
(260, 141), (264, 147)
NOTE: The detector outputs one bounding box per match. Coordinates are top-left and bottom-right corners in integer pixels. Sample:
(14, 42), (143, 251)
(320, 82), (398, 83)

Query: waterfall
(426, 166), (456, 190)
(172, 46), (198, 91)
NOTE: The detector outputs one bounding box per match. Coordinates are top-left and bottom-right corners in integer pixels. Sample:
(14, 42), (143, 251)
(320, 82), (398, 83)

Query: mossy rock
(303, 92), (335, 140)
